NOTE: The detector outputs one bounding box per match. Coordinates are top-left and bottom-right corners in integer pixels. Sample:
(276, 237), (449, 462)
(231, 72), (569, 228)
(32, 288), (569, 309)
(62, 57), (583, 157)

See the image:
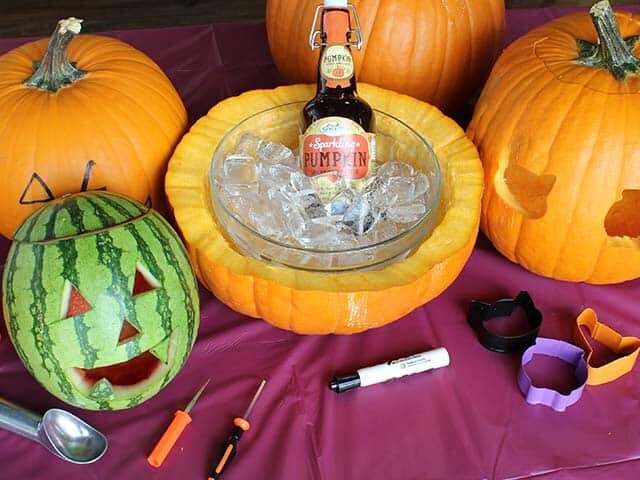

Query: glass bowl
(209, 102), (441, 272)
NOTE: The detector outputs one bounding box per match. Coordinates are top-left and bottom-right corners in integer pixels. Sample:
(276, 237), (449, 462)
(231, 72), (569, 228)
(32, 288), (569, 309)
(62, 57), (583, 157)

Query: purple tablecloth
(2, 6), (640, 480)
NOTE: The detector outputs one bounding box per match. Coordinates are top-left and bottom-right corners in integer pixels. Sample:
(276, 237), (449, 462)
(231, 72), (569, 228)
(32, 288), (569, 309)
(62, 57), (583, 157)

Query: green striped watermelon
(2, 191), (199, 410)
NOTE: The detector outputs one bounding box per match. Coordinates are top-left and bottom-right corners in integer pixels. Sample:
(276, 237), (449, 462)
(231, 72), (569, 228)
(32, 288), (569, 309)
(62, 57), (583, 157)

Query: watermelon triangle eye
(61, 281), (92, 319)
(118, 319), (141, 344)
(132, 263), (159, 296)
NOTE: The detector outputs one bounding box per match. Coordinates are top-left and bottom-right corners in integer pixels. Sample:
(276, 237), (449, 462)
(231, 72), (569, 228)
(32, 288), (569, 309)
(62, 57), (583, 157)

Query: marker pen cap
(428, 347), (451, 369)
(324, 0), (348, 8)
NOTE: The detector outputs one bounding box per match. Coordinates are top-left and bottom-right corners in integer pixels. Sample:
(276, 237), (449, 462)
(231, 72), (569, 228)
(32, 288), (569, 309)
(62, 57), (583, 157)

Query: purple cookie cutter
(517, 338), (588, 412)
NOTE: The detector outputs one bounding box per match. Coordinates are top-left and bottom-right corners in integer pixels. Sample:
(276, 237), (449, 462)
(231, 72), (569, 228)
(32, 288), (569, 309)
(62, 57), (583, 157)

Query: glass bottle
(300, 0), (375, 202)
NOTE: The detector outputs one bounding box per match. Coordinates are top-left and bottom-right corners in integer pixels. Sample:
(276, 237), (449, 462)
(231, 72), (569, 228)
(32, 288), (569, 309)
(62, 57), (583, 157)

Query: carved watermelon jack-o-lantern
(2, 191), (199, 410)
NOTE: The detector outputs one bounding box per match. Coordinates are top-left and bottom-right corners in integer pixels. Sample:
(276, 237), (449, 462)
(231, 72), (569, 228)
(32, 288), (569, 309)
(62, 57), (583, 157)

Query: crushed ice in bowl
(215, 133), (438, 252)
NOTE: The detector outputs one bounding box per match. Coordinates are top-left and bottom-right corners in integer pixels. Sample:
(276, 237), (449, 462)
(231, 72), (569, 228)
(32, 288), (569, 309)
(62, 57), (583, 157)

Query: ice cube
(341, 195), (376, 235)
(291, 189), (325, 219)
(285, 205), (307, 239)
(262, 164), (295, 185)
(236, 133), (264, 157)
(363, 176), (398, 214)
(223, 154), (257, 181)
(264, 188), (305, 239)
(326, 189), (357, 217)
(222, 181), (259, 197)
(223, 193), (258, 224)
(247, 193), (286, 239)
(309, 217), (356, 249)
(221, 154), (258, 196)
(294, 221), (339, 249)
(266, 187), (294, 215)
(257, 141), (296, 167)
(290, 171), (313, 192)
(369, 220), (401, 243)
(263, 188), (290, 231)
(387, 176), (416, 204)
(310, 171), (347, 203)
(377, 161), (415, 179)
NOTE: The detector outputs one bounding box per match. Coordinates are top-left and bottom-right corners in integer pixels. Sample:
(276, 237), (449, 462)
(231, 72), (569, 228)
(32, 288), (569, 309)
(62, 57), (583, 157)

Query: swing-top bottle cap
(323, 0), (348, 9)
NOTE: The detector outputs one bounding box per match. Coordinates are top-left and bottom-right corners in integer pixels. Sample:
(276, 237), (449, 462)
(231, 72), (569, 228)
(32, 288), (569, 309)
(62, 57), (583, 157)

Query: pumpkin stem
(578, 1), (640, 80)
(24, 17), (87, 92)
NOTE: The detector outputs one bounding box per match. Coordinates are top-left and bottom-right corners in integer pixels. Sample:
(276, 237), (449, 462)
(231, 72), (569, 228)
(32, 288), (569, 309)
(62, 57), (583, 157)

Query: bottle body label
(320, 45), (354, 82)
(300, 116), (375, 201)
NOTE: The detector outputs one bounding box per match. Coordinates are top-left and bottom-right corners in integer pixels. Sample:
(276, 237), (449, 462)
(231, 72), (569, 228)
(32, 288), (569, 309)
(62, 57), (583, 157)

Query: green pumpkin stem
(24, 17), (87, 92)
(578, 1), (640, 80)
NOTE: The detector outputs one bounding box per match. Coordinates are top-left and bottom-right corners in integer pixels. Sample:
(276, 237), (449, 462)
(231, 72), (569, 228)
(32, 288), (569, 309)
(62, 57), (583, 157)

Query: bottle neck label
(300, 116), (376, 201)
(320, 44), (354, 82)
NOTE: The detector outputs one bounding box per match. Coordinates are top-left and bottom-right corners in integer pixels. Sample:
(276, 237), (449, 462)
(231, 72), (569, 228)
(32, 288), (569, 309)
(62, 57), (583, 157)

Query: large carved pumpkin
(2, 192), (199, 410)
(166, 84), (483, 334)
(266, 0), (505, 113)
(0, 18), (187, 239)
(467, 1), (640, 284)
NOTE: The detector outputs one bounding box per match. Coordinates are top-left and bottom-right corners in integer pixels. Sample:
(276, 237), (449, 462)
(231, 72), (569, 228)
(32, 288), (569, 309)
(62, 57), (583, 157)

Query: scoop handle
(147, 410), (192, 467)
(0, 396), (41, 442)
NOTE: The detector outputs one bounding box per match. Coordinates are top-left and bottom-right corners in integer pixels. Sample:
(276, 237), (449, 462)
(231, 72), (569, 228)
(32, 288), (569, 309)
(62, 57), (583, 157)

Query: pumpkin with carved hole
(467, 1), (640, 284)
(166, 83), (483, 334)
(266, 0), (505, 114)
(0, 17), (187, 239)
(2, 191), (199, 410)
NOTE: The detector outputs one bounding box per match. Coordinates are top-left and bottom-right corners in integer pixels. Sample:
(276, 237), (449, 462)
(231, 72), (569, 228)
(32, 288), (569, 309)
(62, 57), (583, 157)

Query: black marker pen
(329, 347), (450, 393)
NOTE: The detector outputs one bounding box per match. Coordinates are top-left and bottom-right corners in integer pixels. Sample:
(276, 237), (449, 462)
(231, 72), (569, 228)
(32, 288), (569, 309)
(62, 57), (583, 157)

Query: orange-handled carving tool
(147, 379), (210, 468)
(208, 379), (266, 479)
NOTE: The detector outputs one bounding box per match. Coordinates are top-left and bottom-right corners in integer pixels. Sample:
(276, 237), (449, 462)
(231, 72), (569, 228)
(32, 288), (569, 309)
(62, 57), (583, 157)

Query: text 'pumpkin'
(2, 191), (199, 410)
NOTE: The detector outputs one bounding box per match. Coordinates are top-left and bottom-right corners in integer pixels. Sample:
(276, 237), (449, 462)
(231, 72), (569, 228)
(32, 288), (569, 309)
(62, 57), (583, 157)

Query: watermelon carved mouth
(73, 350), (162, 388)
(68, 334), (176, 400)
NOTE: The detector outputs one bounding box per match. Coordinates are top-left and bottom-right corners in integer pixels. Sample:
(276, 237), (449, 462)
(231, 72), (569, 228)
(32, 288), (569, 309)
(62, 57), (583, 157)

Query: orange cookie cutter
(573, 308), (640, 386)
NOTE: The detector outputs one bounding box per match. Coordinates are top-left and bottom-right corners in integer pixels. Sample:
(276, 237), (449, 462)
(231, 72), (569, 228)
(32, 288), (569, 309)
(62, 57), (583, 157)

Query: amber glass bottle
(300, 0), (375, 200)
(302, 1), (373, 131)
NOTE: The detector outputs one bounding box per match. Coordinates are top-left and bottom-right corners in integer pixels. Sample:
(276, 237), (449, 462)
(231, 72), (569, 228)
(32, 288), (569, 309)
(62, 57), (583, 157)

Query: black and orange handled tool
(147, 379), (210, 468)
(208, 379), (267, 479)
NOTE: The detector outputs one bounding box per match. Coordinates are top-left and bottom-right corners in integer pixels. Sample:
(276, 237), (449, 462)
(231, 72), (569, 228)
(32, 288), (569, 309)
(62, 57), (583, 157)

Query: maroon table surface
(2, 6), (640, 480)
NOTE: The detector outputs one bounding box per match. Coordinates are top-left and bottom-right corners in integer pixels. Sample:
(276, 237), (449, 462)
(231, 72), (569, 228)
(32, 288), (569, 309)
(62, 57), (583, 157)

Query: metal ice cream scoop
(0, 396), (108, 464)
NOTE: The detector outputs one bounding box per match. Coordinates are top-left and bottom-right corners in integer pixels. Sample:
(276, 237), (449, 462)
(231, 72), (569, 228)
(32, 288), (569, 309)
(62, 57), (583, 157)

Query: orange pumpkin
(0, 18), (187, 239)
(467, 1), (640, 284)
(166, 84), (483, 334)
(266, 0), (505, 114)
